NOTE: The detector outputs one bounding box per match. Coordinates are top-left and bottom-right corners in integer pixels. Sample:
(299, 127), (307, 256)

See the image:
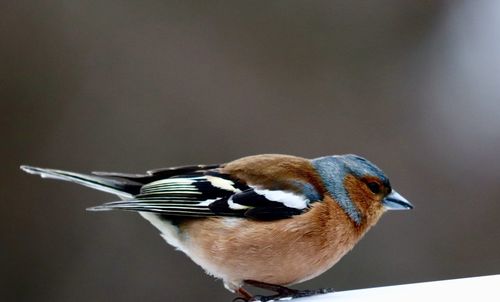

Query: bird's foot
(243, 280), (334, 302)
(248, 288), (334, 302)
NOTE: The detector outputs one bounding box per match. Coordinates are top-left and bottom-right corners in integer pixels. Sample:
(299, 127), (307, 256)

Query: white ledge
(294, 274), (500, 301)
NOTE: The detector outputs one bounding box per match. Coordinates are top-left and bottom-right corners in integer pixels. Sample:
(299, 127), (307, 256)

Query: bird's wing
(91, 164), (221, 184)
(88, 170), (318, 221)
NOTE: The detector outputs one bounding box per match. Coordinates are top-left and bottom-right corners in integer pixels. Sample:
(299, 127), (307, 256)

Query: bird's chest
(181, 209), (361, 285)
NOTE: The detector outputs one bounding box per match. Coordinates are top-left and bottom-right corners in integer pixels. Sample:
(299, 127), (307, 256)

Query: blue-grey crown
(311, 154), (389, 225)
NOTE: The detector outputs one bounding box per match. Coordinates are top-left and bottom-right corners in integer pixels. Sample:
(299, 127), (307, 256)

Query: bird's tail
(20, 165), (143, 199)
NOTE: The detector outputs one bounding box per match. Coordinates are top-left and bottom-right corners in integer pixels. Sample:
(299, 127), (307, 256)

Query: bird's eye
(366, 182), (381, 194)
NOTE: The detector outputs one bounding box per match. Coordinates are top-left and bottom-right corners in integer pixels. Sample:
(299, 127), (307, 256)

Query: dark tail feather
(20, 165), (143, 199)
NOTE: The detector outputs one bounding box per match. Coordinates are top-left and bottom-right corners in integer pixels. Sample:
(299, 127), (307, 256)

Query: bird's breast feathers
(177, 194), (364, 286)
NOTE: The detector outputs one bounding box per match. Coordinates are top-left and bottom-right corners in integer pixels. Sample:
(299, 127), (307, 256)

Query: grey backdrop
(2, 1), (500, 301)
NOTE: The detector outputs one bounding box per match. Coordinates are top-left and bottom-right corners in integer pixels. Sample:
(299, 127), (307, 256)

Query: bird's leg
(243, 280), (334, 302)
(232, 287), (253, 301)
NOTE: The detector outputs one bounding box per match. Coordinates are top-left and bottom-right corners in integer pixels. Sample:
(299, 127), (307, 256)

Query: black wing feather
(89, 170), (311, 221)
(92, 164), (221, 184)
(244, 206), (302, 220)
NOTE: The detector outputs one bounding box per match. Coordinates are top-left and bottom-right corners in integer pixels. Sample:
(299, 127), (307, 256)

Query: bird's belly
(180, 213), (358, 286)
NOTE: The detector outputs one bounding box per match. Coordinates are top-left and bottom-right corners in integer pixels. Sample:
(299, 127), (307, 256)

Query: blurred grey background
(2, 1), (500, 301)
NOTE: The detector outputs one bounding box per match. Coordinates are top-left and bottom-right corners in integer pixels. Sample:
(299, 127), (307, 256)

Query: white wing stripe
(205, 175), (239, 192)
(253, 188), (309, 210)
(227, 196), (250, 210)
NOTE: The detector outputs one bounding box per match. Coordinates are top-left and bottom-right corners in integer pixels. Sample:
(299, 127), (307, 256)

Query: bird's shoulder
(222, 154), (326, 195)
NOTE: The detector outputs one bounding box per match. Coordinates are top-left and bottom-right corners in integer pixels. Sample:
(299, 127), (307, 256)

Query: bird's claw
(245, 288), (334, 302)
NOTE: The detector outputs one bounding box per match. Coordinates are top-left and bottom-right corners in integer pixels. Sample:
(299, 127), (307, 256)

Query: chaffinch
(21, 154), (413, 301)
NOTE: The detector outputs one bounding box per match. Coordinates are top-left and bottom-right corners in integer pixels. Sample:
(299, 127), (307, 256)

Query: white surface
(295, 274), (500, 301)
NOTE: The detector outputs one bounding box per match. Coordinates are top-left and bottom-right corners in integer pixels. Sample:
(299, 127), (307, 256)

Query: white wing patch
(253, 188), (309, 209)
(148, 177), (203, 185)
(197, 198), (220, 206)
(227, 196), (251, 210)
(206, 175), (240, 192)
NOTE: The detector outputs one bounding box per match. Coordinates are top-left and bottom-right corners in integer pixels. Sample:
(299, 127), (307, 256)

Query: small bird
(21, 154), (413, 301)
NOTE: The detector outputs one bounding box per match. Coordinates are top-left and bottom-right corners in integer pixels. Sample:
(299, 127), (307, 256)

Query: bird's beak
(383, 190), (413, 210)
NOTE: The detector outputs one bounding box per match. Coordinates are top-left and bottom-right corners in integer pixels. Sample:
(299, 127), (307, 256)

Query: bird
(21, 154), (413, 301)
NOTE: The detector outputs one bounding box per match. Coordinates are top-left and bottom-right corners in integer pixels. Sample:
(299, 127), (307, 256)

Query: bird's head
(312, 154), (413, 228)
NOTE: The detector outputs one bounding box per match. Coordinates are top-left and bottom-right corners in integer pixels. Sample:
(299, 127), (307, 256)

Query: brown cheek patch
(343, 174), (383, 226)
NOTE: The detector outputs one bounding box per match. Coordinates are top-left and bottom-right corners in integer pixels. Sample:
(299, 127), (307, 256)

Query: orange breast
(180, 196), (373, 286)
